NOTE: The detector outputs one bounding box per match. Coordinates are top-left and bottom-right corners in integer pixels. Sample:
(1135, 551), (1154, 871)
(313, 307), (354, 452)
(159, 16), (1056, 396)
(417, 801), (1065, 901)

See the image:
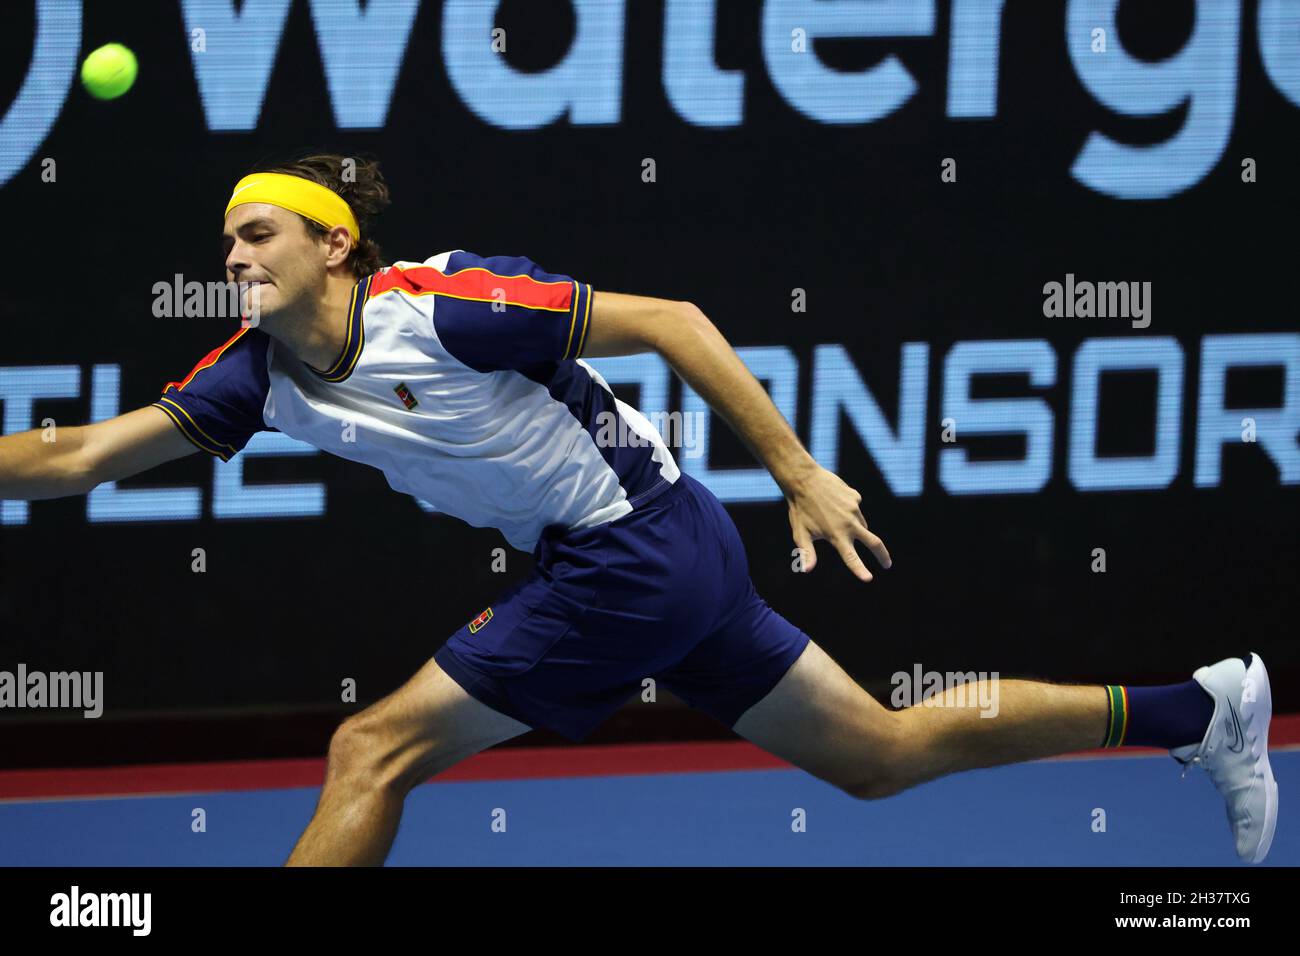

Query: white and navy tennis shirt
(152, 251), (681, 552)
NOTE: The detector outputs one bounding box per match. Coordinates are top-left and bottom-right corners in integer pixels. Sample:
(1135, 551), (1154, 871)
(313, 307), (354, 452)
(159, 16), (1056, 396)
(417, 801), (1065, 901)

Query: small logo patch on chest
(468, 607), (493, 633)
(393, 382), (419, 410)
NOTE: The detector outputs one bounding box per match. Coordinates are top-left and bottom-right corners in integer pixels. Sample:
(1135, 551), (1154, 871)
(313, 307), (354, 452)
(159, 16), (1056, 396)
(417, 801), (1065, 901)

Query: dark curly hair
(249, 151), (391, 279)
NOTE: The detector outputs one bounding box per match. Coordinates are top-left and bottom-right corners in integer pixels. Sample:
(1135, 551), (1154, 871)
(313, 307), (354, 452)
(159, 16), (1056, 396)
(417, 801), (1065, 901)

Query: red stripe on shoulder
(370, 263), (572, 312)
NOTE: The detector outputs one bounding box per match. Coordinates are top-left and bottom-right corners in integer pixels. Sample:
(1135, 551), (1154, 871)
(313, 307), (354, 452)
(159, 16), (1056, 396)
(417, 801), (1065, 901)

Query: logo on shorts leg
(468, 607), (493, 633)
(394, 382), (418, 410)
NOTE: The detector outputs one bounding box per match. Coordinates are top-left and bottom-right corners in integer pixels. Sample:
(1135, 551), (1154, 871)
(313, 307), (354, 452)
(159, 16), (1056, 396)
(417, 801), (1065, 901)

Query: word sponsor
(1, 333), (1295, 524)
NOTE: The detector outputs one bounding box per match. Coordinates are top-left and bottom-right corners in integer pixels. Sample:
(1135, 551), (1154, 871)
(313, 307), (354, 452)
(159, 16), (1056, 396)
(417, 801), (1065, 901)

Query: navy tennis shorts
(434, 472), (811, 741)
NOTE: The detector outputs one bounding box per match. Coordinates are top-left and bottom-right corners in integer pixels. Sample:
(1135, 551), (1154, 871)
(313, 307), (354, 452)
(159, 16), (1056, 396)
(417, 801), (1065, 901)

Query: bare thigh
(731, 639), (902, 796)
(335, 655), (532, 792)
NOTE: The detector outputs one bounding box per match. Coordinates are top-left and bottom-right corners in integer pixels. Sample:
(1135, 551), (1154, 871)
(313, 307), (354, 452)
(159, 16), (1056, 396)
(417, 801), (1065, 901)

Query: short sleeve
(152, 327), (271, 462)
(424, 251), (593, 372)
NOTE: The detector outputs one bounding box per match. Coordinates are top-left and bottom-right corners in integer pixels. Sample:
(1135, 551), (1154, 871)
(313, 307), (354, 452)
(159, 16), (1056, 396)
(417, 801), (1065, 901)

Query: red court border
(3, 715), (1298, 802)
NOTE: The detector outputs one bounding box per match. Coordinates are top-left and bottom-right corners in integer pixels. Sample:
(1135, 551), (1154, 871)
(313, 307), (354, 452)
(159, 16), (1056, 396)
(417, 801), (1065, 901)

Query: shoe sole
(1243, 652), (1278, 863)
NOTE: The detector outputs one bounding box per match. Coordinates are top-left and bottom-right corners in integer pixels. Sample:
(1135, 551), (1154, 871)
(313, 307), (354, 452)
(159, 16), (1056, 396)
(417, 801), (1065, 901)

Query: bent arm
(0, 405), (199, 500)
(583, 290), (891, 580)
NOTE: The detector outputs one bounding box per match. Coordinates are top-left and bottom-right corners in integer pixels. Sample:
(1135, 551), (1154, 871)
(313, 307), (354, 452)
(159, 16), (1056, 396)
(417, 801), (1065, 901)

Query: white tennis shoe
(1170, 653), (1279, 864)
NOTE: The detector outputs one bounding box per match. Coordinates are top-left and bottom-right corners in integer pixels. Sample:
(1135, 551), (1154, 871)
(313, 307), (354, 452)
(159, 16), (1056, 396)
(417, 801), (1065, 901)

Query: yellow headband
(223, 172), (361, 242)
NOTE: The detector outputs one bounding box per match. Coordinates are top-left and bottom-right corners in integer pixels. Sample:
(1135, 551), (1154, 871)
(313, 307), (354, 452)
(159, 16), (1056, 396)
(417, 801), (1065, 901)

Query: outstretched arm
(0, 405), (199, 500)
(582, 290), (891, 582)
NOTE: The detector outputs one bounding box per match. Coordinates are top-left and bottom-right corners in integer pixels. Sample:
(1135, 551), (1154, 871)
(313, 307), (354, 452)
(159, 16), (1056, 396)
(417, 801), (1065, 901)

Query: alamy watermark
(50, 886), (150, 935)
(1042, 274), (1150, 329)
(890, 663), (999, 717)
(152, 275), (263, 326)
(0, 664), (103, 718)
(594, 410), (705, 458)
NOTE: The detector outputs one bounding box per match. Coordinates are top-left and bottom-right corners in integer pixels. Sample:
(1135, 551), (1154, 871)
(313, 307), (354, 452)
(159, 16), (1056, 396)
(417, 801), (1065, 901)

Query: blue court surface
(0, 747), (1295, 866)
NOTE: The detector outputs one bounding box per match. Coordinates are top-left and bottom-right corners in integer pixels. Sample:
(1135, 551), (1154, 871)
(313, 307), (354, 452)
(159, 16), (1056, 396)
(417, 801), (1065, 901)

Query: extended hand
(786, 467), (891, 582)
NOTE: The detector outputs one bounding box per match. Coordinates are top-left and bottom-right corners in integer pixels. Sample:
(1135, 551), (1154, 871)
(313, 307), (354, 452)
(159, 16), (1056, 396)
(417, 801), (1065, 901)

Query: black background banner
(0, 2), (1296, 724)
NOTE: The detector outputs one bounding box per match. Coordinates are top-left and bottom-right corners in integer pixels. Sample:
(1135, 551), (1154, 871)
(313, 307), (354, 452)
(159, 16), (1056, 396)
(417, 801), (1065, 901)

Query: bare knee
(844, 775), (904, 801)
(324, 714), (385, 786)
(326, 709), (428, 796)
(840, 710), (910, 801)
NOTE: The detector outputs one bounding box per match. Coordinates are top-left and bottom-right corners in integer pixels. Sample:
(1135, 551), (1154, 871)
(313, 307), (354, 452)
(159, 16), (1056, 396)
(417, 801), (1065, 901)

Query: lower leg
(891, 680), (1108, 793)
(287, 772), (408, 867)
(731, 642), (1215, 802)
(892, 675), (1214, 795)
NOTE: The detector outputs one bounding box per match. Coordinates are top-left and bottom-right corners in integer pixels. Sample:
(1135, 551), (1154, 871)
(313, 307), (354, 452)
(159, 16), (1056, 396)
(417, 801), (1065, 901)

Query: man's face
(221, 203), (327, 320)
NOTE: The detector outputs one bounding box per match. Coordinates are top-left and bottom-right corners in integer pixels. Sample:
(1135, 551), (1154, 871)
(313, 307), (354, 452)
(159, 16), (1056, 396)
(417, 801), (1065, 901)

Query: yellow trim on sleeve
(574, 284), (593, 359)
(155, 396), (237, 460)
(562, 281), (581, 360)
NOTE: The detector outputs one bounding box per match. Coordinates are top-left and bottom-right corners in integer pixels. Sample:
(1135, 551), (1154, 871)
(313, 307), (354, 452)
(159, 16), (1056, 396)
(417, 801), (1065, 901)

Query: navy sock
(1100, 680), (1215, 749)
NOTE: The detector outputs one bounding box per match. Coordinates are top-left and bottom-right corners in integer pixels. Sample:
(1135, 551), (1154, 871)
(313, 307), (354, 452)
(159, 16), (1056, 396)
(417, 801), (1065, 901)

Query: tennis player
(0, 155), (1277, 865)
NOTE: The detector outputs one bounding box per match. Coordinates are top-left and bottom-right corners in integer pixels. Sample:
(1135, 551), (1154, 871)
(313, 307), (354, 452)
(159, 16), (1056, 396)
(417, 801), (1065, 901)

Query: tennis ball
(81, 43), (137, 100)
